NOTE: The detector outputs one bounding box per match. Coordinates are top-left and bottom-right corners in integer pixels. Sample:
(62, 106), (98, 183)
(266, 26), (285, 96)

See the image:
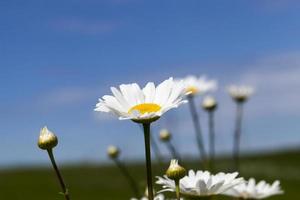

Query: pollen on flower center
(186, 86), (199, 94)
(128, 103), (161, 114)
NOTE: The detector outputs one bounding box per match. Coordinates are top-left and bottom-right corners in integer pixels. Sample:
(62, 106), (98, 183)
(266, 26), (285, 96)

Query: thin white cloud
(36, 51), (300, 119)
(239, 52), (300, 116)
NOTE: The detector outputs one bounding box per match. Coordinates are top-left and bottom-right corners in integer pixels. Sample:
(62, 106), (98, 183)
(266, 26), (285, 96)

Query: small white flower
(95, 77), (187, 123)
(156, 170), (244, 198)
(223, 178), (283, 199)
(179, 75), (217, 96)
(227, 85), (254, 103)
(130, 194), (181, 200)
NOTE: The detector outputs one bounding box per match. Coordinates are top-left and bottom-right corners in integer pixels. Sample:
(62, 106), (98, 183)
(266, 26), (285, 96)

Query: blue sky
(1, 0), (300, 167)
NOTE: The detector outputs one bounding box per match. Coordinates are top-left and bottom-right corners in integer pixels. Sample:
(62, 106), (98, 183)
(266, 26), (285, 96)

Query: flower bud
(227, 85), (254, 103)
(107, 145), (120, 159)
(234, 95), (247, 103)
(202, 96), (217, 111)
(159, 129), (171, 142)
(166, 159), (186, 181)
(38, 126), (58, 150)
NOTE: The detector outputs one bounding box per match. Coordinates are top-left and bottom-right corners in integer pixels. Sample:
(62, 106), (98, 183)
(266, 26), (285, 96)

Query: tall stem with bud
(166, 160), (186, 200)
(38, 127), (70, 200)
(227, 85), (254, 171)
(202, 95), (217, 172)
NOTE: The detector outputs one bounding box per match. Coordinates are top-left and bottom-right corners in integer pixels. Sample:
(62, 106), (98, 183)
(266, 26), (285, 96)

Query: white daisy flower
(223, 178), (283, 199)
(156, 170), (244, 198)
(95, 77), (187, 123)
(179, 75), (217, 96)
(130, 194), (182, 200)
(227, 85), (254, 103)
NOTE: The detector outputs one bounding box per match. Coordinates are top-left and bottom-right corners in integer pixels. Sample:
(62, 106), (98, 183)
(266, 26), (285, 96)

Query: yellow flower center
(186, 86), (199, 94)
(128, 103), (161, 114)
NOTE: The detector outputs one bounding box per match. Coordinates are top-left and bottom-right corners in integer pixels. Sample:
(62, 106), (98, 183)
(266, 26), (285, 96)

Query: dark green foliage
(0, 150), (299, 200)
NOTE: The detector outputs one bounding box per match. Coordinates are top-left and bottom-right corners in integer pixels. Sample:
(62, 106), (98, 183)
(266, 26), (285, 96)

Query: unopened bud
(234, 95), (247, 103)
(202, 96), (217, 111)
(107, 145), (120, 159)
(166, 159), (186, 181)
(159, 129), (171, 142)
(227, 85), (254, 103)
(38, 126), (58, 150)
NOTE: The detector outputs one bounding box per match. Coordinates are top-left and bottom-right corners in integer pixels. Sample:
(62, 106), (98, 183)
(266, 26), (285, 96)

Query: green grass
(0, 150), (299, 200)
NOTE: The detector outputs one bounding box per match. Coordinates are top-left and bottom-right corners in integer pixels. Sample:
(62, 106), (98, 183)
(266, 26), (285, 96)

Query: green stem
(143, 123), (154, 200)
(149, 131), (164, 164)
(208, 111), (215, 172)
(47, 149), (70, 200)
(167, 140), (181, 162)
(175, 180), (181, 200)
(139, 124), (163, 164)
(233, 103), (244, 171)
(188, 95), (207, 168)
(114, 158), (141, 198)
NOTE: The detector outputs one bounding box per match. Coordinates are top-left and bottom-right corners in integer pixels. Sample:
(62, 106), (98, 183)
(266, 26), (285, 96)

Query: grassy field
(0, 150), (299, 200)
